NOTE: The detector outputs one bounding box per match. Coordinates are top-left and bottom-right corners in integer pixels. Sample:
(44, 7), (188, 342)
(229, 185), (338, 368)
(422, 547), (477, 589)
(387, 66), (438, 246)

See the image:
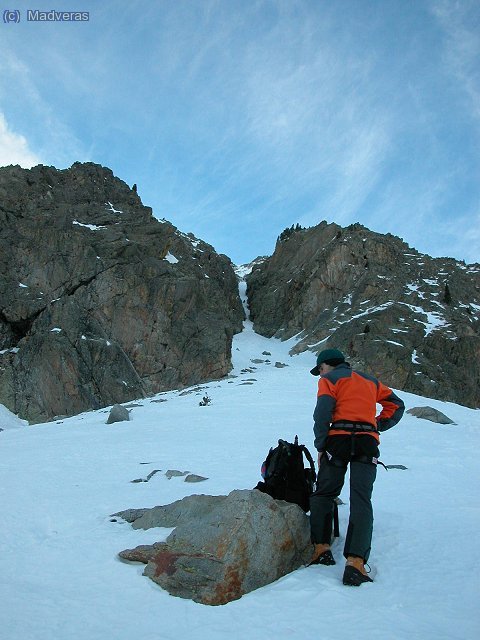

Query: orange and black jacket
(313, 363), (405, 452)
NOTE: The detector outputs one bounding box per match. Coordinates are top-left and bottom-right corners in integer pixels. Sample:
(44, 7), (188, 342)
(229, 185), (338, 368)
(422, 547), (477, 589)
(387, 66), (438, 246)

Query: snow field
(0, 319), (479, 639)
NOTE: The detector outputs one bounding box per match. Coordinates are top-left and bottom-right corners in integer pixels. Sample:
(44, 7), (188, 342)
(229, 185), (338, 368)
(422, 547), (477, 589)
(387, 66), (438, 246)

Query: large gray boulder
(246, 221), (480, 408)
(106, 404), (130, 424)
(0, 162), (244, 422)
(407, 406), (456, 424)
(116, 489), (312, 605)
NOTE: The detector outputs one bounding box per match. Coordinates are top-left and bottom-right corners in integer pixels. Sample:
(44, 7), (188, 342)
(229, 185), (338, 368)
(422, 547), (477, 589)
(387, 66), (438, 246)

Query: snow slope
(1, 280), (479, 640)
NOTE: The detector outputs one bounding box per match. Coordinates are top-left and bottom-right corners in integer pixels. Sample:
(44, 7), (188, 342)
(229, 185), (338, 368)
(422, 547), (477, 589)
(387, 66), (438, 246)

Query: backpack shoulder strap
(300, 444), (316, 485)
(300, 444), (316, 472)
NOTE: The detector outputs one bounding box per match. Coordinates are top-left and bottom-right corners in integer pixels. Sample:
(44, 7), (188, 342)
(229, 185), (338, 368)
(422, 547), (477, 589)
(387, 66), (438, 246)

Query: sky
(0, 0), (479, 265)
(1, 295), (480, 639)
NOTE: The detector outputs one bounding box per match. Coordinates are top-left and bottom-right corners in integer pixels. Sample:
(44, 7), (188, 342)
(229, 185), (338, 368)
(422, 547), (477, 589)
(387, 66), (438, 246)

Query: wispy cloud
(0, 112), (41, 167)
(436, 209), (480, 264)
(0, 42), (88, 168)
(430, 0), (480, 123)
(226, 9), (395, 226)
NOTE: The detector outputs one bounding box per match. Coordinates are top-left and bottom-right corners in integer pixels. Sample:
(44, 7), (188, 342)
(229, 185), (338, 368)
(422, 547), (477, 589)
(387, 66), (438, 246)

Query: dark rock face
(116, 489), (312, 605)
(246, 221), (480, 408)
(0, 162), (244, 422)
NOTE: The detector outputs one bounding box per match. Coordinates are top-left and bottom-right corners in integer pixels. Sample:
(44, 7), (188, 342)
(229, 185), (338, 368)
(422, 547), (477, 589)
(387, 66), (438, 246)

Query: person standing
(309, 348), (404, 586)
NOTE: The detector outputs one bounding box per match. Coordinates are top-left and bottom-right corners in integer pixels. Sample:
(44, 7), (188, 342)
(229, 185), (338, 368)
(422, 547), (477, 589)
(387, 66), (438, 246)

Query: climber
(309, 348), (404, 586)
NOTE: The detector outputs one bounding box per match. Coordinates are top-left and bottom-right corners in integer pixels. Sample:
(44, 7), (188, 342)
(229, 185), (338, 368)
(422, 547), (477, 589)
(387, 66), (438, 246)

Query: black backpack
(254, 436), (316, 512)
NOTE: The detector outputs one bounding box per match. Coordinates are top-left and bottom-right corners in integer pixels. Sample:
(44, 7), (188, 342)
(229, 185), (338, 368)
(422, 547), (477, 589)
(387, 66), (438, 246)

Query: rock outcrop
(0, 162), (244, 422)
(115, 489), (312, 605)
(246, 221), (480, 408)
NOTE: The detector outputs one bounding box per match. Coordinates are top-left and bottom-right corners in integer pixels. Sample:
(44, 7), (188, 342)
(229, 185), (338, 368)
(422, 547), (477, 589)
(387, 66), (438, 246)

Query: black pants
(310, 435), (378, 562)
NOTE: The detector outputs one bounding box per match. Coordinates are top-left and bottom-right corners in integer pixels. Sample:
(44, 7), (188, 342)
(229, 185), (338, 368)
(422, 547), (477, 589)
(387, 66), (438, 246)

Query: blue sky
(1, 0), (479, 265)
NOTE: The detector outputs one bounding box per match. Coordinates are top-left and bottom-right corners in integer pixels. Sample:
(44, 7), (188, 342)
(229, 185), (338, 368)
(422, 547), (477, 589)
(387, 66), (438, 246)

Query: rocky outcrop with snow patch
(0, 162), (244, 422)
(246, 221), (480, 408)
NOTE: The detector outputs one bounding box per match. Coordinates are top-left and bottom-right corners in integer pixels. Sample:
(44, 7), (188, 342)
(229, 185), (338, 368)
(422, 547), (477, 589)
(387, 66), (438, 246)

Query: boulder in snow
(106, 404), (130, 424)
(184, 473), (208, 483)
(116, 489), (312, 605)
(165, 469), (189, 479)
(407, 406), (456, 424)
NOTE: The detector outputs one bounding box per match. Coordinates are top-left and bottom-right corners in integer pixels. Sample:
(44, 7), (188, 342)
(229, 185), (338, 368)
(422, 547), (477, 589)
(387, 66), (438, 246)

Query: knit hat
(310, 348), (345, 375)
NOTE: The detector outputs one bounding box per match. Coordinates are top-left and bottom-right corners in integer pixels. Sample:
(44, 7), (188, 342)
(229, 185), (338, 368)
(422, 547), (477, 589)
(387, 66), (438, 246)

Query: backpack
(254, 436), (316, 512)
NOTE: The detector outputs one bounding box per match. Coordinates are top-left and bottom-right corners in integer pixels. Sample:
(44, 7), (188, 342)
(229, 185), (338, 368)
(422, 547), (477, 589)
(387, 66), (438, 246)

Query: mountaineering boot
(308, 543), (336, 566)
(342, 556), (373, 586)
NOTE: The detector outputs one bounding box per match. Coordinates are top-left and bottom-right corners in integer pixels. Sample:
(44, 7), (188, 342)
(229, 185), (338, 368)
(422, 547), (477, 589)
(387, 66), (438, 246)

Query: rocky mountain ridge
(246, 221), (480, 408)
(0, 162), (244, 422)
(1, 162), (478, 421)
